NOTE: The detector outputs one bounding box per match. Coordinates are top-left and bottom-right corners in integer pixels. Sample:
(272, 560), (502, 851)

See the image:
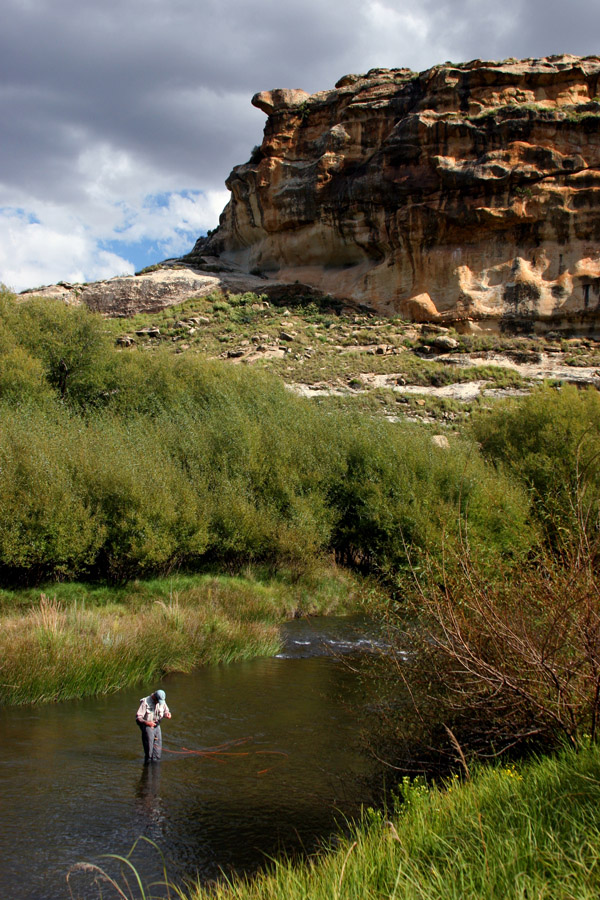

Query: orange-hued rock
(195, 55), (600, 332)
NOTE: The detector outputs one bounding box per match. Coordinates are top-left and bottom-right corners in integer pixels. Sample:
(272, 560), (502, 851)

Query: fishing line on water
(162, 735), (289, 775)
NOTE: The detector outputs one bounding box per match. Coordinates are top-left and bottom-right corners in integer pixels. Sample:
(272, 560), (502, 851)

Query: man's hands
(141, 713), (170, 727)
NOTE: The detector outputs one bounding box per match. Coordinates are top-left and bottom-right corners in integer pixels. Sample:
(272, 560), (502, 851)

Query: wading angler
(136, 689), (172, 762)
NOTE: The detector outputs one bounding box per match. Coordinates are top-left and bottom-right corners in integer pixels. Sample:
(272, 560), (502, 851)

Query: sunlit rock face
(196, 55), (600, 332)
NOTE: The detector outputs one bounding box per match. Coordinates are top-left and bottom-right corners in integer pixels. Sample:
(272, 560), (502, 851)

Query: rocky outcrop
(193, 55), (600, 333)
(18, 261), (306, 316)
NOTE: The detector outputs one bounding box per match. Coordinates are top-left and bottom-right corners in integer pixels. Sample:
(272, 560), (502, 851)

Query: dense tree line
(0, 292), (532, 584)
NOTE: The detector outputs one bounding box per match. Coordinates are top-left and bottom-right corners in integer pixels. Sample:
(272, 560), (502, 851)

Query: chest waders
(138, 719), (163, 761)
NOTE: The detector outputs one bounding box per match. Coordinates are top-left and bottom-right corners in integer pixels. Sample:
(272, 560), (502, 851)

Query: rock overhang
(20, 55), (600, 333)
(197, 54), (600, 333)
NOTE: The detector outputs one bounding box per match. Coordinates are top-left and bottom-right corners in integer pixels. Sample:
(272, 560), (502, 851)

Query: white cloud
(0, 126), (230, 290)
(1, 0), (599, 291)
(110, 189), (230, 257)
(0, 186), (229, 291)
(0, 209), (134, 292)
(366, 1), (430, 44)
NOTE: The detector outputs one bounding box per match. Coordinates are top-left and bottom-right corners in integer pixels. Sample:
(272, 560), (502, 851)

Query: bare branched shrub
(366, 388), (600, 772)
(374, 532), (600, 771)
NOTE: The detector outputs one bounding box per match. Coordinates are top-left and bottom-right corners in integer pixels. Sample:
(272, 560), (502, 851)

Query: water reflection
(136, 763), (164, 834)
(0, 616), (379, 900)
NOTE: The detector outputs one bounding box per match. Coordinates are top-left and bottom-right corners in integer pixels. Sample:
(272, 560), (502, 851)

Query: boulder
(20, 265), (308, 317)
(115, 335), (135, 347)
(430, 336), (460, 353)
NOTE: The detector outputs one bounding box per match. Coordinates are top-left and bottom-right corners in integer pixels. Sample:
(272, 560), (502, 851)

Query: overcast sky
(1, 0), (599, 291)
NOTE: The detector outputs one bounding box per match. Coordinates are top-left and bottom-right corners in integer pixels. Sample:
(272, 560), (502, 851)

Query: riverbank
(0, 566), (365, 705)
(180, 742), (600, 900)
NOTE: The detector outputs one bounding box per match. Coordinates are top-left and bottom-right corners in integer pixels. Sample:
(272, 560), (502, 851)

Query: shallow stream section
(0, 616), (386, 900)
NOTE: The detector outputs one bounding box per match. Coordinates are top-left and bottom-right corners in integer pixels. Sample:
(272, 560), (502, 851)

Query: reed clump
(0, 569), (360, 705)
(0, 594), (278, 705)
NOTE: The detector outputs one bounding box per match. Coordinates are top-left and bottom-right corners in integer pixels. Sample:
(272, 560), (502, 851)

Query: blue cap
(155, 690), (166, 702)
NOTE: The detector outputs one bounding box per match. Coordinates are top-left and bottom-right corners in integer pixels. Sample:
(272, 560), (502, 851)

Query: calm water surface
(0, 616), (384, 900)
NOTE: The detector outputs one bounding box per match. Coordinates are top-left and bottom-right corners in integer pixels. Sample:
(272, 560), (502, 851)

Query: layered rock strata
(192, 55), (600, 333)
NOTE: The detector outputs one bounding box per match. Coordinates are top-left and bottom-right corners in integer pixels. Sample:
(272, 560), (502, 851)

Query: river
(0, 616), (384, 900)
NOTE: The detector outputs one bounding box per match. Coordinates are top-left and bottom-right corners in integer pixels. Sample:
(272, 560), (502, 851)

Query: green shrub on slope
(471, 384), (600, 554)
(0, 294), (536, 584)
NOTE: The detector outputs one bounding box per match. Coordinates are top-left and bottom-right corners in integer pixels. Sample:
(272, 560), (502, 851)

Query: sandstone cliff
(191, 55), (600, 333)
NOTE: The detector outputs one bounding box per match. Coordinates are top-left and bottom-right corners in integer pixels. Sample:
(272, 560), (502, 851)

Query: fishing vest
(139, 695), (167, 724)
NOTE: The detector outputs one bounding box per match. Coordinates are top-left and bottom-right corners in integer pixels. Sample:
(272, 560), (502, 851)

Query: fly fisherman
(136, 689), (172, 762)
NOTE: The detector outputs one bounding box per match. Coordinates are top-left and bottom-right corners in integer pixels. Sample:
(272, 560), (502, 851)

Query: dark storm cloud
(0, 0), (370, 200)
(1, 0), (599, 288)
(495, 0), (600, 61)
(410, 0), (600, 64)
(3, 0), (598, 201)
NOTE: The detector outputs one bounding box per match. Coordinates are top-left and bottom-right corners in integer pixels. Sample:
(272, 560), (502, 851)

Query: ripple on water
(0, 616), (381, 900)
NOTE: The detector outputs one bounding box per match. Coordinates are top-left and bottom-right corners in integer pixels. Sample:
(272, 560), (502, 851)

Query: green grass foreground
(0, 567), (362, 705)
(180, 744), (600, 900)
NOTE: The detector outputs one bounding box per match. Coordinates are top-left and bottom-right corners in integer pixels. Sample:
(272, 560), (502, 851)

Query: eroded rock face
(197, 55), (600, 333)
(19, 263), (287, 316)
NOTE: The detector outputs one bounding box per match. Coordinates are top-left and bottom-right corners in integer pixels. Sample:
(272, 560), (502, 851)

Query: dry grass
(0, 568), (363, 705)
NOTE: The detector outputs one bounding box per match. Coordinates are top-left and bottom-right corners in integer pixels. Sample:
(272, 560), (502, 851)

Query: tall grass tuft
(31, 593), (65, 634)
(0, 568), (361, 705)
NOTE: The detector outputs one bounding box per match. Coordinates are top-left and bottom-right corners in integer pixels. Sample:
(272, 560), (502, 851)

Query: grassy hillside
(0, 288), (534, 586)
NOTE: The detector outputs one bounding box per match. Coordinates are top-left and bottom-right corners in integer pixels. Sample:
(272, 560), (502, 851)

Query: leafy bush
(0, 294), (537, 584)
(327, 421), (533, 578)
(471, 384), (600, 555)
(1, 295), (114, 408)
(0, 409), (104, 581)
(355, 383), (600, 770)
